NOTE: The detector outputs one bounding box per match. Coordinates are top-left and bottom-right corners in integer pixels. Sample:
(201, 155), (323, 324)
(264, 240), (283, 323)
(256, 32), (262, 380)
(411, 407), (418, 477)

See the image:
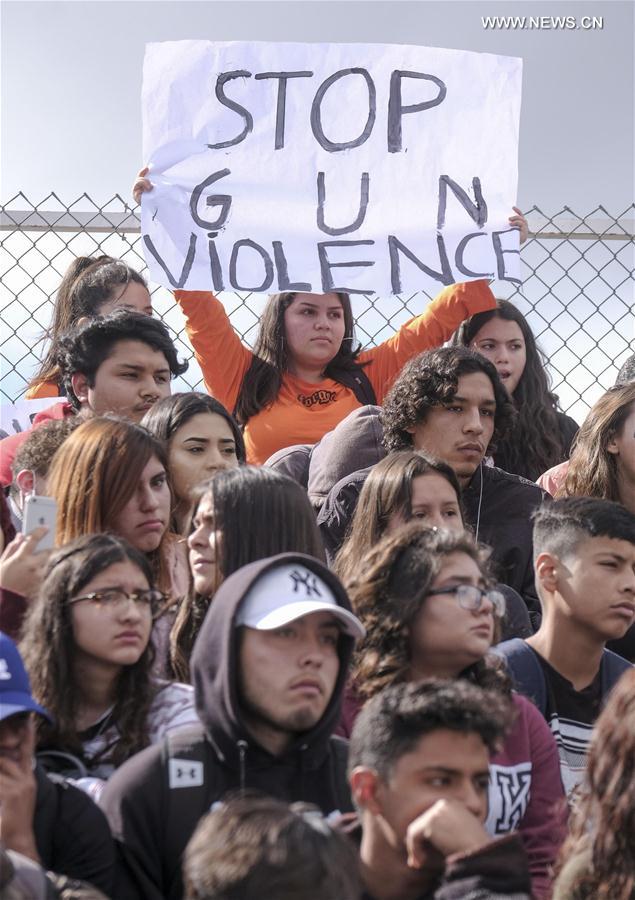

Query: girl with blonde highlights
(559, 382), (635, 509)
(46, 416), (185, 597)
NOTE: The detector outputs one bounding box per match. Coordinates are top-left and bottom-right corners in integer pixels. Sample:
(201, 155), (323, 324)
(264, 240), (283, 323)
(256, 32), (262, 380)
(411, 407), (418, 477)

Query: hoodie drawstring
(237, 740), (248, 792)
(299, 743), (308, 799)
(475, 461), (484, 541)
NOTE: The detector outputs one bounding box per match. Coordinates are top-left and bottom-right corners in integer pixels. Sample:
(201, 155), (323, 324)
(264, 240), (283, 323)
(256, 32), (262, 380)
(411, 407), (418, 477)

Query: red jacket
(0, 402), (74, 487)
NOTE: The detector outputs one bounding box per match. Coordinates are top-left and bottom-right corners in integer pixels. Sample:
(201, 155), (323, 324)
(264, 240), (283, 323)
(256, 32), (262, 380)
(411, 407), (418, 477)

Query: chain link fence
(1, 195), (633, 424)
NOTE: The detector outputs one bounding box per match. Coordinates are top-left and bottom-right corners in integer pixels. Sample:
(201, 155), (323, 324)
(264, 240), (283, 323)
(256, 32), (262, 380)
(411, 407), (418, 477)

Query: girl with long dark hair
(27, 256), (152, 399)
(453, 299), (578, 480)
(344, 523), (567, 898)
(171, 466), (325, 681)
(19, 534), (198, 798)
(334, 451), (463, 582)
(46, 417), (187, 599)
(142, 392), (246, 533)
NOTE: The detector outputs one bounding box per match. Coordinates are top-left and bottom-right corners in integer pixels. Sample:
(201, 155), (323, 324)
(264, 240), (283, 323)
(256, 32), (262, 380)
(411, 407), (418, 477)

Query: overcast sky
(2, 0), (634, 218)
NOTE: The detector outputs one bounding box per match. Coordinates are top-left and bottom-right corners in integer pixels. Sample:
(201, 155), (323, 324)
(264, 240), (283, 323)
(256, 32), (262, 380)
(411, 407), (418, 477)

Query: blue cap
(0, 632), (53, 723)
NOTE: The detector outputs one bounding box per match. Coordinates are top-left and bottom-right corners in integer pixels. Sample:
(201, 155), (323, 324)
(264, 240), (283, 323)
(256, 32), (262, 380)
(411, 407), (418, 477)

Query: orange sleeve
(358, 279), (497, 403)
(174, 291), (254, 413)
(25, 381), (59, 400)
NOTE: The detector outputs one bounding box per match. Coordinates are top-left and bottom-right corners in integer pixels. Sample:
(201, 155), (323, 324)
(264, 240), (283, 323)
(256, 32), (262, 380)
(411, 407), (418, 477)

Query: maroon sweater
(0, 587), (27, 640)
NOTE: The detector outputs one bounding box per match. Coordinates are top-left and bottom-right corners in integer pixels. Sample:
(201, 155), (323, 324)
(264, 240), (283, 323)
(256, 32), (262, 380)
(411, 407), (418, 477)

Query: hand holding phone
(22, 495), (57, 551)
(0, 527), (51, 598)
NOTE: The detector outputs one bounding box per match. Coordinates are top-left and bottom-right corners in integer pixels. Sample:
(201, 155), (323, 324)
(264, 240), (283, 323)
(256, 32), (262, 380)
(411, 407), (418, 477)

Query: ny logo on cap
(0, 659), (11, 681)
(289, 569), (322, 598)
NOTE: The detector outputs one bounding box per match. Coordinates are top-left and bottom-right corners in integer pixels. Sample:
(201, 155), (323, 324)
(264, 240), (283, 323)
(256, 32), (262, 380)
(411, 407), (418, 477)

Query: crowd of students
(0, 196), (634, 899)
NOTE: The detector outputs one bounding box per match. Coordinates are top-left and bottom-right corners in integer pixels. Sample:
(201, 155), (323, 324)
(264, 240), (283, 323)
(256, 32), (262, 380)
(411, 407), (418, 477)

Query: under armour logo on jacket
(169, 758), (204, 789)
(289, 569), (322, 598)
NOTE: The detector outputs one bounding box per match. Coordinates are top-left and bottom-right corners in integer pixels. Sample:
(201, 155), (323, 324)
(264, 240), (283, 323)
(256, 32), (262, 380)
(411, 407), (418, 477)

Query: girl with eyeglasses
(19, 533), (199, 799)
(341, 523), (566, 899)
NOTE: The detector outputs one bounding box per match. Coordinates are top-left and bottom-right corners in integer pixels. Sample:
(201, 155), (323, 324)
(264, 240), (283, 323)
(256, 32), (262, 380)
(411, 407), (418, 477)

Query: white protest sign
(141, 40), (522, 297)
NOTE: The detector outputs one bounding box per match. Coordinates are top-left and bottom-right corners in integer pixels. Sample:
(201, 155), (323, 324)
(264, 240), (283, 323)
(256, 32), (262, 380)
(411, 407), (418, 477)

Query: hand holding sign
(133, 167), (152, 206)
(509, 206), (529, 244)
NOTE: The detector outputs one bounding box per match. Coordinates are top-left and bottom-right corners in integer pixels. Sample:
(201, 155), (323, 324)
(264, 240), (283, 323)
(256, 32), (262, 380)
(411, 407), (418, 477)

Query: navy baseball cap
(0, 632), (52, 723)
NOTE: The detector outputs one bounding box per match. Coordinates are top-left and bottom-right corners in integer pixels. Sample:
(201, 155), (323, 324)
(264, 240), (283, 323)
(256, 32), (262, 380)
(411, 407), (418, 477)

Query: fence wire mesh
(1, 194), (633, 425)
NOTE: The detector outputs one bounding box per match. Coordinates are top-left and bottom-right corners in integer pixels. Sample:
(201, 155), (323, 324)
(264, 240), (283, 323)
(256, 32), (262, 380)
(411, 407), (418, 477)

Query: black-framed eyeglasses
(67, 588), (168, 618)
(425, 584), (506, 618)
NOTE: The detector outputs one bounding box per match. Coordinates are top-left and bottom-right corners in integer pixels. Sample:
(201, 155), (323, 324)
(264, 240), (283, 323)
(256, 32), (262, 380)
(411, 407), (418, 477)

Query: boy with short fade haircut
(0, 309), (187, 487)
(497, 497), (635, 797)
(349, 680), (532, 900)
(183, 796), (361, 900)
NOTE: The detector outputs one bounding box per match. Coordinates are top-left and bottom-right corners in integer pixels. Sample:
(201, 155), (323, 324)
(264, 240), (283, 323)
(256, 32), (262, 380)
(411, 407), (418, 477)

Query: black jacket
(101, 553), (357, 900)
(318, 463), (548, 626)
(33, 764), (114, 894)
(462, 464), (548, 625)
